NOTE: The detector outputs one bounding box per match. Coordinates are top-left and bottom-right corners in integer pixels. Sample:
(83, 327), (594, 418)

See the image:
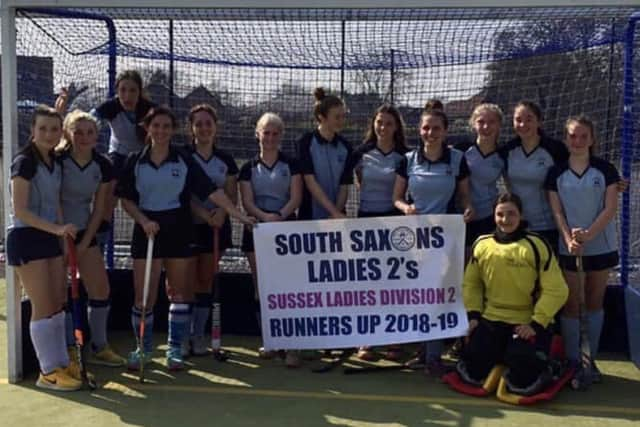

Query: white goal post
(2, 0), (639, 383)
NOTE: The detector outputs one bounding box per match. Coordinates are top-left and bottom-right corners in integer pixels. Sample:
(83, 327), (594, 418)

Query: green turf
(2, 279), (640, 426)
(0, 331), (639, 426)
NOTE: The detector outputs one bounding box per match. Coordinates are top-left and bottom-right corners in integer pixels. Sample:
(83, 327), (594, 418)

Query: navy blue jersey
(351, 141), (407, 214)
(297, 130), (353, 220)
(396, 146), (469, 214)
(503, 135), (569, 231)
(115, 145), (216, 213)
(544, 156), (619, 256)
(93, 97), (155, 156)
(9, 146), (62, 229)
(60, 150), (114, 229)
(190, 145), (238, 223)
(454, 140), (505, 220)
(238, 152), (300, 213)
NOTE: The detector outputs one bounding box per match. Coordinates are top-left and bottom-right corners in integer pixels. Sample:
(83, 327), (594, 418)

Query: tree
(483, 18), (624, 152)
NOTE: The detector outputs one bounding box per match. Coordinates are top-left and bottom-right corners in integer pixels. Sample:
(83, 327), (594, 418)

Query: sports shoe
(181, 339), (191, 358)
(383, 346), (404, 362)
(356, 347), (376, 361)
(88, 345), (126, 367)
(258, 347), (277, 359)
(591, 358), (603, 384)
(166, 347), (184, 371)
(191, 336), (209, 356)
(406, 350), (426, 370)
(570, 363), (593, 390)
(127, 348), (152, 371)
(441, 339), (463, 363)
(62, 364), (96, 383)
(36, 368), (82, 391)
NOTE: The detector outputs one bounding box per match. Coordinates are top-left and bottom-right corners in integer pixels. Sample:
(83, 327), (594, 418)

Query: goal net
(2, 6), (638, 286)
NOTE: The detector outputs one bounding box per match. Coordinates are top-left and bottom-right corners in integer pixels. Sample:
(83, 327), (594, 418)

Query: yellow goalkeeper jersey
(463, 231), (568, 328)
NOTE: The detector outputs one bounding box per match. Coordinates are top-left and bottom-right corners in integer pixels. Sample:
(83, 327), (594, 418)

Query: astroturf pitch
(2, 280), (640, 427)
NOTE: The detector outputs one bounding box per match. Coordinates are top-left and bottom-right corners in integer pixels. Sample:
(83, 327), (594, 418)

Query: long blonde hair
(56, 109), (98, 153)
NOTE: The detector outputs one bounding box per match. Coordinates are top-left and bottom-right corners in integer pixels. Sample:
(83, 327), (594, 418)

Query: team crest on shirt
(593, 177), (602, 187)
(281, 169), (289, 177)
(172, 168), (180, 177)
(537, 158), (547, 168)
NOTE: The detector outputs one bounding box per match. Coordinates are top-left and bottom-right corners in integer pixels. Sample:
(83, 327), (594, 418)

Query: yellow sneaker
(64, 361), (82, 380)
(66, 346), (95, 381)
(88, 345), (126, 367)
(36, 368), (82, 391)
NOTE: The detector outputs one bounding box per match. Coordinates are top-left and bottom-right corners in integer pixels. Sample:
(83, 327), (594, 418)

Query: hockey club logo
(390, 226), (416, 251)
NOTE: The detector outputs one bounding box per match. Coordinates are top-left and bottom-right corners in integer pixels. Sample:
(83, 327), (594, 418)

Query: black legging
(462, 318), (552, 388)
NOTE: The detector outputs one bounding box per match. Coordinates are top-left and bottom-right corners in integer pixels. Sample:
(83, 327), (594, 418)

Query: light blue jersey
(190, 146), (238, 224)
(93, 97), (155, 155)
(60, 150), (113, 229)
(352, 141), (407, 214)
(503, 135), (568, 231)
(456, 142), (505, 220)
(238, 152), (300, 213)
(396, 146), (469, 214)
(9, 146), (61, 229)
(297, 130), (353, 220)
(545, 157), (619, 256)
(116, 145), (216, 213)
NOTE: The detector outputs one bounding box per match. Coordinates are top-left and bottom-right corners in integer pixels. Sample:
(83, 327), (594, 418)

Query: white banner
(254, 215), (468, 350)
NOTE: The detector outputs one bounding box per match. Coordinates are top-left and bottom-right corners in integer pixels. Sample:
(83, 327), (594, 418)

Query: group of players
(6, 69), (623, 396)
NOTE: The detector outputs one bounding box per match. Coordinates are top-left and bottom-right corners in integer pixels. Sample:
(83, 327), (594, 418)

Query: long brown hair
(187, 103), (219, 146)
(115, 69), (150, 102)
(565, 115), (597, 155)
(363, 104), (407, 153)
(56, 109), (98, 153)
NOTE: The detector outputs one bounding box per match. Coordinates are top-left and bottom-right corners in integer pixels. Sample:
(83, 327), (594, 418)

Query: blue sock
(587, 310), (604, 358)
(561, 316), (580, 362)
(88, 299), (110, 351)
(52, 311), (70, 368)
(131, 306), (154, 353)
(192, 293), (211, 338)
(168, 303), (191, 350)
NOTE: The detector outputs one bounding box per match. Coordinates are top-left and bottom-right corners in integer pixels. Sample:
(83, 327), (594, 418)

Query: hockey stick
(571, 255), (592, 390)
(211, 226), (228, 361)
(139, 235), (155, 383)
(66, 236), (97, 390)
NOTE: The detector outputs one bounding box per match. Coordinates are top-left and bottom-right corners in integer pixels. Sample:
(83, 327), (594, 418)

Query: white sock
(29, 317), (58, 374)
